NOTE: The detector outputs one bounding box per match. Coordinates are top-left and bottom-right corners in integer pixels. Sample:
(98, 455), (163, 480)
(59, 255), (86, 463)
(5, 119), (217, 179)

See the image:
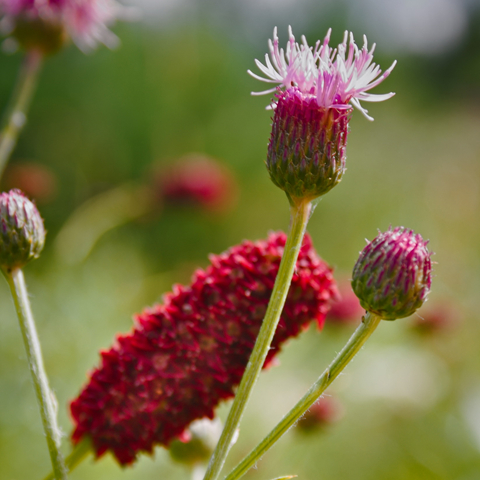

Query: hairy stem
(5, 268), (68, 480)
(224, 311), (382, 480)
(0, 49), (43, 179)
(42, 438), (92, 480)
(202, 199), (312, 480)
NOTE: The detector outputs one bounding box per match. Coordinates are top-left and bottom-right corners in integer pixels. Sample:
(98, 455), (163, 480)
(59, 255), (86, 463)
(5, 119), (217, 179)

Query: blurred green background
(1, 1), (480, 479)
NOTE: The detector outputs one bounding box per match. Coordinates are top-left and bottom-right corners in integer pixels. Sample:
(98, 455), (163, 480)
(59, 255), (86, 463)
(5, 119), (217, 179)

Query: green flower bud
(0, 189), (45, 273)
(351, 227), (432, 320)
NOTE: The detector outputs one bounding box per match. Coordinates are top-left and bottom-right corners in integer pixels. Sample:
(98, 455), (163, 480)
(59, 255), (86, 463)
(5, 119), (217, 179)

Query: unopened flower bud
(351, 227), (432, 320)
(169, 418), (222, 466)
(0, 189), (45, 273)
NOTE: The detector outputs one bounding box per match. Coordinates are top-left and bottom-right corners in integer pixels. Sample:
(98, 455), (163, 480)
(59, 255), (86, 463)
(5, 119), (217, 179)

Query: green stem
(42, 438), (92, 480)
(4, 268), (68, 480)
(203, 199), (313, 480)
(0, 49), (43, 180)
(224, 311), (383, 480)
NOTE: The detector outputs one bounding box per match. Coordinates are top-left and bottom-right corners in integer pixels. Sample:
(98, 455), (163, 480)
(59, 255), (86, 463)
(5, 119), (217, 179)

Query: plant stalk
(0, 49), (43, 180)
(42, 438), (92, 480)
(5, 268), (68, 480)
(224, 311), (382, 480)
(202, 199), (312, 480)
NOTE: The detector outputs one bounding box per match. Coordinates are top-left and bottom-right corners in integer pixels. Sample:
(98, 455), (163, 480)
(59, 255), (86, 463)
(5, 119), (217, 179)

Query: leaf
(268, 476), (298, 480)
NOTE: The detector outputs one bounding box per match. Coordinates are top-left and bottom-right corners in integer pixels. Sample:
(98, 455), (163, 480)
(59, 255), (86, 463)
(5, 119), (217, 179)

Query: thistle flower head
(0, 188), (45, 273)
(351, 227), (432, 320)
(70, 232), (337, 465)
(249, 26), (396, 121)
(249, 27), (395, 204)
(0, 0), (132, 52)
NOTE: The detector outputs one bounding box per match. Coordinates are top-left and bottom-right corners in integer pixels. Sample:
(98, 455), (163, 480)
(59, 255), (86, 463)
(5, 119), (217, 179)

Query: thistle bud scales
(267, 89), (350, 203)
(0, 189), (45, 272)
(351, 227), (432, 320)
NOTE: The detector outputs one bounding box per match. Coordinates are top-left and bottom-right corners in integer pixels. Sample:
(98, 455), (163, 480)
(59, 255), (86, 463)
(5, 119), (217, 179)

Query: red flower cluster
(154, 155), (238, 214)
(70, 232), (337, 465)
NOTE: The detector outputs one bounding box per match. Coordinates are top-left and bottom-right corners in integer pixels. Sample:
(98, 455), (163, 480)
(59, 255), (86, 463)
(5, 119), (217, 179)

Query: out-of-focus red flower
(410, 302), (459, 335)
(153, 154), (238, 214)
(297, 396), (343, 433)
(70, 232), (337, 465)
(326, 280), (364, 326)
(3, 162), (57, 204)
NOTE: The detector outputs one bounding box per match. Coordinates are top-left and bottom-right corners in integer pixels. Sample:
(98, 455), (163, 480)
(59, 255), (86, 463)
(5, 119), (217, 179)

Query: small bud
(351, 227), (432, 320)
(267, 89), (349, 204)
(169, 418), (222, 466)
(0, 189), (45, 273)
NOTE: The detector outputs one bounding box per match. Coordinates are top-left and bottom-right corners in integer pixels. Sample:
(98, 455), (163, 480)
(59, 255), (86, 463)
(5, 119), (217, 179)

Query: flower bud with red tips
(0, 189), (45, 273)
(351, 227), (432, 320)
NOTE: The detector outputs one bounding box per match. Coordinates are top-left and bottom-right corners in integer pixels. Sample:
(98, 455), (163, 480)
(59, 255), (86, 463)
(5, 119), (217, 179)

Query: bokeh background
(1, 0), (480, 479)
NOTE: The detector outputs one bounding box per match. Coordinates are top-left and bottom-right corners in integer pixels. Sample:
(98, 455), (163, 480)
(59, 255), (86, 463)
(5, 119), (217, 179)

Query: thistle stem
(0, 49), (43, 180)
(4, 268), (68, 480)
(42, 438), (92, 480)
(224, 311), (382, 480)
(203, 199), (312, 480)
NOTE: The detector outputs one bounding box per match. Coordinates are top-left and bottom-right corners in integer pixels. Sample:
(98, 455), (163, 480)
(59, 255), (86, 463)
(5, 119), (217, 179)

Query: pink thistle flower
(0, 0), (132, 52)
(70, 232), (337, 465)
(249, 27), (396, 203)
(249, 26), (396, 120)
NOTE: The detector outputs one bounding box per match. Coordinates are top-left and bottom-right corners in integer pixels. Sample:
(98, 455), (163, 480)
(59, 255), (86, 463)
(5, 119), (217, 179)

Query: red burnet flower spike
(70, 232), (337, 465)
